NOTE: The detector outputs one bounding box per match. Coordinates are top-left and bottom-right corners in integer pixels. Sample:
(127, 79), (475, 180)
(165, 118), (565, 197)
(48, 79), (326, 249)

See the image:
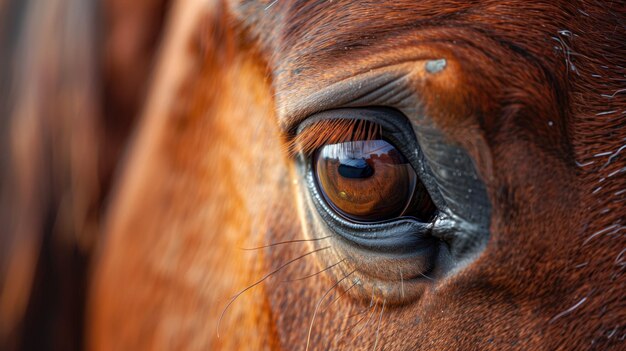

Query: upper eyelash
(287, 118), (382, 156)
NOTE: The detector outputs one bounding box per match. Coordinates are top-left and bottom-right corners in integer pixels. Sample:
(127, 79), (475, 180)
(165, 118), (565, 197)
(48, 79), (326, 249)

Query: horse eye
(314, 139), (436, 222)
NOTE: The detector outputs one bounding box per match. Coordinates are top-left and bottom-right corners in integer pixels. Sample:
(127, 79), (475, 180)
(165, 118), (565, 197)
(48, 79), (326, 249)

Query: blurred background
(0, 0), (170, 349)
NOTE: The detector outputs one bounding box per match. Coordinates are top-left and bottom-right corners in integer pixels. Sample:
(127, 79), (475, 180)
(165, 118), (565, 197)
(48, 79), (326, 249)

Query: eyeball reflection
(314, 140), (435, 222)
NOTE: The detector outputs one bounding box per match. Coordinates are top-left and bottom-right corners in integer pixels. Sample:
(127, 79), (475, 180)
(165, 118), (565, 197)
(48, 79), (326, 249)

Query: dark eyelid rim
(296, 107), (491, 264)
(295, 107), (450, 218)
(302, 155), (437, 255)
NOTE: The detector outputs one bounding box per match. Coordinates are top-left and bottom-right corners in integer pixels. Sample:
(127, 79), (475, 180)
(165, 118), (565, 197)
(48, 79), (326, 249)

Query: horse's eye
(314, 139), (436, 222)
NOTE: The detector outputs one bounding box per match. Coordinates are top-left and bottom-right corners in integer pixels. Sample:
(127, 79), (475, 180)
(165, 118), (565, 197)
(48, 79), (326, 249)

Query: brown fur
(1, 0), (625, 350)
(90, 0), (626, 349)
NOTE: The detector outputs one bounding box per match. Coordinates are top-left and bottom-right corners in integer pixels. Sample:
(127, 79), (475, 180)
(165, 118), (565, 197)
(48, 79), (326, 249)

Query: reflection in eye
(314, 140), (436, 222)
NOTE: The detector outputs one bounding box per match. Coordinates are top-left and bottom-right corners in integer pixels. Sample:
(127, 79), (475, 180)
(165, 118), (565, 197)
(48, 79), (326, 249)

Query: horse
(1, 0), (624, 350)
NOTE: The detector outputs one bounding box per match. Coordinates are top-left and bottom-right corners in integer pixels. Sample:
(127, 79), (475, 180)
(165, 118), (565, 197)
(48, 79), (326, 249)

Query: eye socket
(314, 139), (436, 223)
(291, 108), (490, 304)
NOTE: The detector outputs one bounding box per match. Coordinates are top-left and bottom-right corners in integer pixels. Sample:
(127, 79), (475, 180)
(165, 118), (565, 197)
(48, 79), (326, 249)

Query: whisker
(372, 299), (386, 351)
(322, 280), (358, 313)
(350, 298), (379, 344)
(333, 291), (376, 336)
(420, 271), (435, 281)
(283, 258), (345, 282)
(345, 302), (374, 320)
(240, 236), (331, 251)
(333, 302), (374, 344)
(400, 270), (405, 299)
(341, 308), (371, 327)
(217, 246), (330, 338)
(342, 311), (369, 332)
(305, 270), (356, 351)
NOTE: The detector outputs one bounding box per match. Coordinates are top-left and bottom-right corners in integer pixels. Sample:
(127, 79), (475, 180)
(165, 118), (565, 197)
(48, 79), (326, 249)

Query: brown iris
(314, 140), (436, 222)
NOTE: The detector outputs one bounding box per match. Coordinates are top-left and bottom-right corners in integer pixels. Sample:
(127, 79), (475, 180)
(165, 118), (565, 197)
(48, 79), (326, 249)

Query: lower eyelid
(298, 165), (441, 303)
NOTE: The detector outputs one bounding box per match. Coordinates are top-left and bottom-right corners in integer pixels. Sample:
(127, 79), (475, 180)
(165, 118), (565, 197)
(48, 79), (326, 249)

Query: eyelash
(288, 118), (382, 157)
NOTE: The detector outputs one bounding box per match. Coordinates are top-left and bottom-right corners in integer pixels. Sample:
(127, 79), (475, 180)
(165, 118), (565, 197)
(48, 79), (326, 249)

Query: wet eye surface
(314, 140), (436, 222)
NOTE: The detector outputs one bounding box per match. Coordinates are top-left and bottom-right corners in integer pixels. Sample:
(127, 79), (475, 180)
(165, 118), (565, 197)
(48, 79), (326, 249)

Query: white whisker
(305, 270), (355, 351)
(372, 299), (386, 351)
(549, 297), (588, 324)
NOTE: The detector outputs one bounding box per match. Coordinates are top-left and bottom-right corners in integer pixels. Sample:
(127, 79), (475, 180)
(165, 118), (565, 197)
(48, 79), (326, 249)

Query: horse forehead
(231, 1), (570, 66)
(228, 1), (575, 125)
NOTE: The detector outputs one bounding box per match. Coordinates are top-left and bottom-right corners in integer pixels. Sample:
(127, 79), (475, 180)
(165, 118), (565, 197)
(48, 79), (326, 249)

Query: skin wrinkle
(279, 61), (445, 132)
(83, 1), (626, 350)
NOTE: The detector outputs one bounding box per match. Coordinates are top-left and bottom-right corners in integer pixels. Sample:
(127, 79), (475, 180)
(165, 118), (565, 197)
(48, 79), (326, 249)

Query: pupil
(337, 159), (374, 179)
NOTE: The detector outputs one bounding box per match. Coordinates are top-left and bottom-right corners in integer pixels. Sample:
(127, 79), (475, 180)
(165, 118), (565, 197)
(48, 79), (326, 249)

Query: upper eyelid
(277, 61), (421, 132)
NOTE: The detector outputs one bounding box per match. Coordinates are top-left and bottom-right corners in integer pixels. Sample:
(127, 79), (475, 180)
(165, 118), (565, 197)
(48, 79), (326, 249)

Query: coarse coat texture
(1, 0), (625, 350)
(90, 0), (626, 349)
